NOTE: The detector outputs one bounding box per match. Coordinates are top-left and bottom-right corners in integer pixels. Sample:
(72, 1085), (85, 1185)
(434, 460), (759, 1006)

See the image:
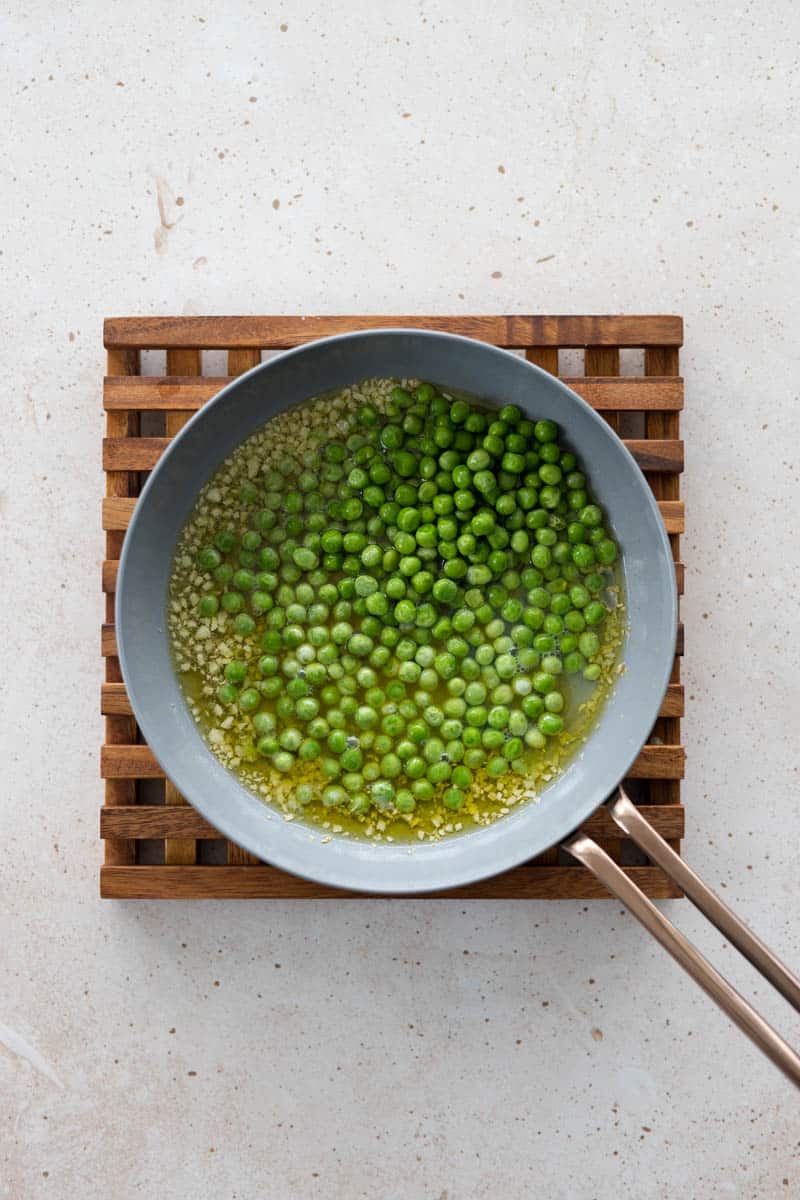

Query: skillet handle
(563, 787), (800, 1089)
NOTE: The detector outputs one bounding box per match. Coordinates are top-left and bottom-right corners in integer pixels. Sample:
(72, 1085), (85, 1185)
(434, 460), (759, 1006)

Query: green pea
(541, 655), (563, 675)
(378, 753), (401, 779)
(426, 761), (451, 785)
(584, 601), (607, 626)
(578, 631), (600, 657)
(320, 784), (345, 808)
(405, 756), (426, 779)
(488, 705), (510, 730)
(537, 713), (563, 736)
(221, 591), (244, 613)
(572, 543), (596, 570)
(354, 705), (377, 730)
(198, 546), (222, 570)
(579, 504), (603, 528)
(487, 756), (508, 777)
(495, 654), (517, 679)
(197, 594), (219, 618)
(596, 538), (618, 564)
(290, 547), (317, 571)
(534, 419), (558, 443)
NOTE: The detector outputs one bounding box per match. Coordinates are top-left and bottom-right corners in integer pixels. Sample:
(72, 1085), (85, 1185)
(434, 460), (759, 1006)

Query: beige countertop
(2, 1), (798, 1196)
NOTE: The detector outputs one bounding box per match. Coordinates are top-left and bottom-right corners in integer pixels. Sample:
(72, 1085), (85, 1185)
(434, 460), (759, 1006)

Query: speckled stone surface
(2, 2), (799, 1197)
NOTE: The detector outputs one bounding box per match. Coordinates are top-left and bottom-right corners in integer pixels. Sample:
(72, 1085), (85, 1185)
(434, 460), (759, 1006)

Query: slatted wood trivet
(100, 315), (685, 899)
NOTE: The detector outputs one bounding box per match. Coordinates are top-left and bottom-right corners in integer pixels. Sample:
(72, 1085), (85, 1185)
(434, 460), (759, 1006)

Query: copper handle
(563, 788), (800, 1088)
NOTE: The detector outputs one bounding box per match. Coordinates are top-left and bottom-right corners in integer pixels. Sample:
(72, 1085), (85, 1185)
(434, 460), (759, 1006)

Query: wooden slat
(102, 807), (222, 839)
(101, 682), (134, 715)
(658, 500), (684, 534)
(100, 680), (687, 724)
(645, 348), (682, 515)
(101, 802), (684, 842)
(585, 346), (621, 435)
(103, 622), (684, 664)
(660, 683), (684, 718)
(103, 373), (683, 413)
(104, 375), (226, 409)
(102, 494), (686, 537)
(102, 560), (118, 592)
(645, 345), (682, 808)
(227, 348), (262, 377)
(163, 350), (201, 867)
(674, 561), (684, 594)
(632, 440), (683, 472)
(101, 682), (682, 721)
(102, 497), (135, 529)
(629, 745), (685, 779)
(100, 863), (681, 900)
(104, 314), (684, 351)
(103, 744), (165, 777)
(101, 623), (684, 662)
(584, 337), (622, 856)
(572, 377), (683, 411)
(103, 436), (170, 469)
(103, 435), (684, 475)
(101, 742), (685, 782)
(525, 346), (559, 375)
(104, 556), (685, 598)
(104, 347), (139, 867)
(226, 347), (264, 866)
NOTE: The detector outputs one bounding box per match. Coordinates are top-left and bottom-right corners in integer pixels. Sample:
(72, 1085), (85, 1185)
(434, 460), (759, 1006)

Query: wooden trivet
(100, 315), (685, 898)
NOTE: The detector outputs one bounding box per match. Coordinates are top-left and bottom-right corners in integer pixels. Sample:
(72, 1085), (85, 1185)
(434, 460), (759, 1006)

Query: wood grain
(226, 348), (264, 866)
(585, 346), (621, 434)
(645, 345), (682, 808)
(659, 683), (684, 718)
(98, 561), (690, 600)
(674, 562), (684, 594)
(582, 336), (620, 857)
(102, 495), (684, 537)
(103, 435), (685, 475)
(103, 373), (683, 413)
(101, 623), (685, 662)
(103, 347), (139, 867)
(524, 346), (559, 375)
(163, 350), (201, 866)
(100, 864), (681, 900)
(628, 440), (684, 472)
(104, 314), (684, 351)
(100, 742), (686, 781)
(101, 803), (685, 842)
(100, 680), (686, 723)
(102, 560), (118, 592)
(99, 312), (686, 901)
(101, 682), (133, 715)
